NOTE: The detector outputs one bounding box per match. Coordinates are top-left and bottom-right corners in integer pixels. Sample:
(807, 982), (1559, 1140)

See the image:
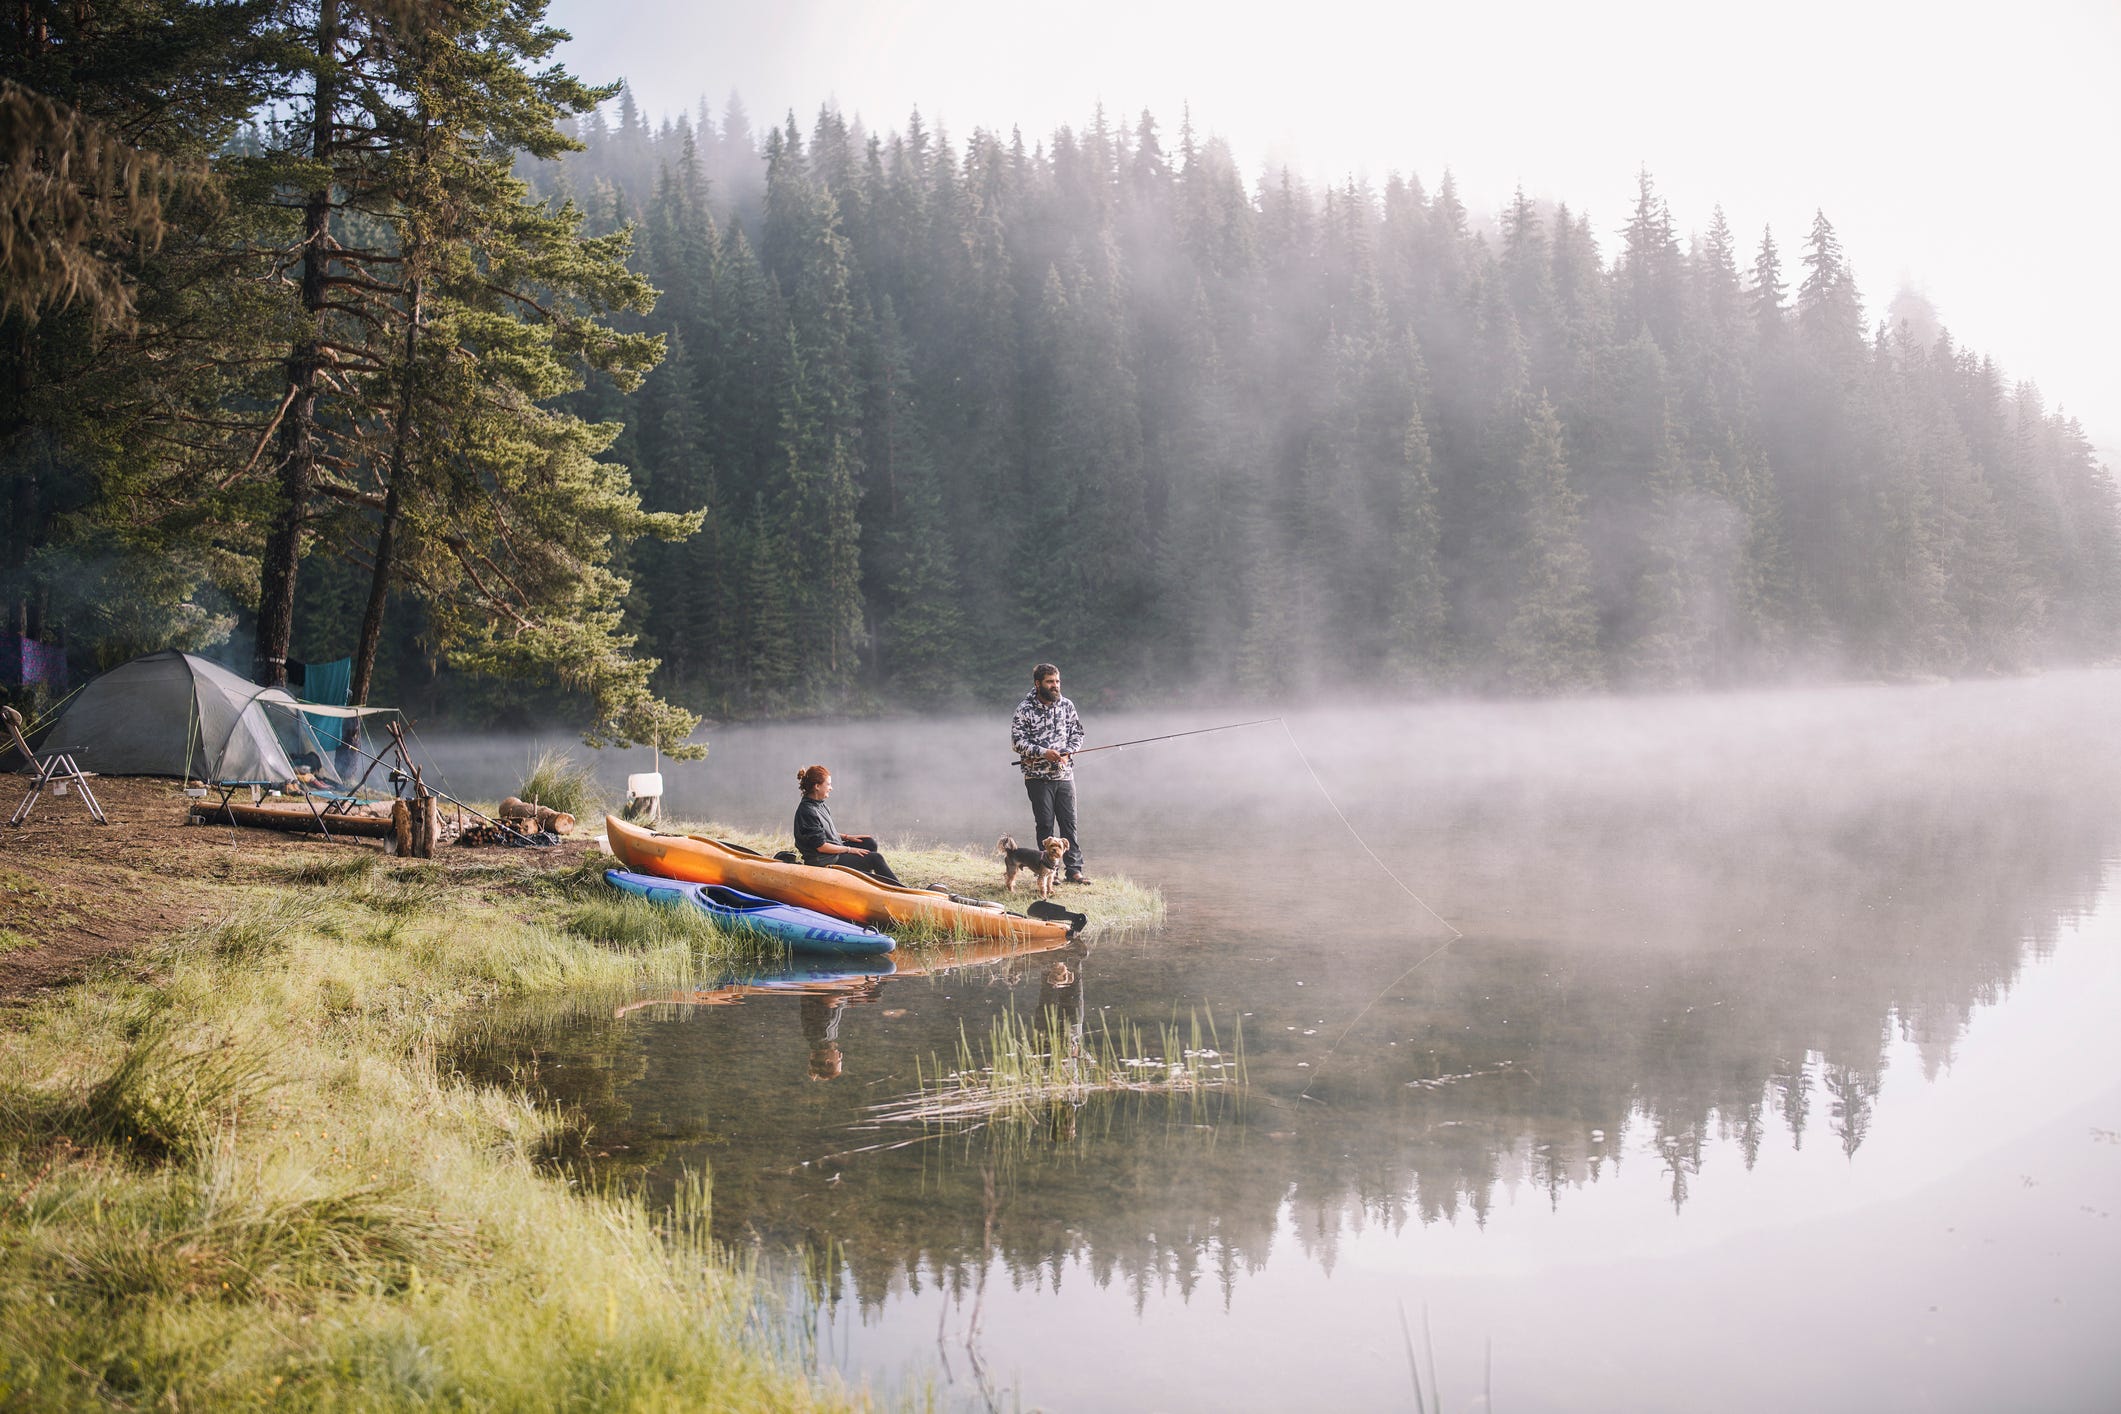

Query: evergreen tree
(1749, 226), (1787, 341)
(1497, 397), (1601, 691)
(1796, 209), (1863, 366)
(1631, 430), (1737, 687)
(734, 492), (796, 707)
(878, 440), (967, 702)
(1384, 381), (1449, 675)
(1617, 168), (1682, 346)
(762, 142), (865, 701)
(2, 0), (280, 666)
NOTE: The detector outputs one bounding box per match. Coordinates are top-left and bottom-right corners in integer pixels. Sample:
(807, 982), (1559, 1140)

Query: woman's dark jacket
(793, 795), (841, 864)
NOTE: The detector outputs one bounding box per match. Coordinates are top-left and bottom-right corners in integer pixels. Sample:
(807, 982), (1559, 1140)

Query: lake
(430, 672), (2121, 1411)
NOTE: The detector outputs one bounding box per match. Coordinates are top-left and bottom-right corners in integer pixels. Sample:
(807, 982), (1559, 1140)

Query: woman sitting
(793, 765), (904, 885)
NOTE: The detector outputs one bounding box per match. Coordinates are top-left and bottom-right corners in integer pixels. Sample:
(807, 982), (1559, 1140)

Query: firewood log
(498, 796), (577, 834)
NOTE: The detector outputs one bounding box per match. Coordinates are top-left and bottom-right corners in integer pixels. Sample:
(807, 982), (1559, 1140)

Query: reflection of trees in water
(461, 689), (2121, 1312)
(1359, 759), (2116, 1201)
(800, 753), (2118, 1308)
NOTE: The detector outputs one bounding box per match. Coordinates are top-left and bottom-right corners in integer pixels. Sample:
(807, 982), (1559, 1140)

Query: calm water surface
(436, 674), (2121, 1412)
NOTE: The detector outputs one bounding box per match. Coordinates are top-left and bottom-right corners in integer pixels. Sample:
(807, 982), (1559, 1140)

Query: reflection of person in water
(798, 978), (885, 1081)
(801, 994), (847, 1081)
(613, 977), (884, 1085)
(1036, 946), (1088, 1055)
(1034, 943), (1090, 1139)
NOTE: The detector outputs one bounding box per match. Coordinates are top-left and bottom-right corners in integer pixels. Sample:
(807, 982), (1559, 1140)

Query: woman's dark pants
(813, 850), (903, 886)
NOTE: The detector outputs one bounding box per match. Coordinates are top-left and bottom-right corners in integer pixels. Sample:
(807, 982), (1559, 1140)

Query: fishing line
(401, 720), (454, 796)
(18, 682), (85, 739)
(1020, 708), (1462, 939)
(1280, 719), (1461, 941)
(1279, 717), (1462, 1101)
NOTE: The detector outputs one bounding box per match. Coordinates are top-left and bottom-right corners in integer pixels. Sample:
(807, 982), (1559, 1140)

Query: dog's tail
(996, 835), (1016, 856)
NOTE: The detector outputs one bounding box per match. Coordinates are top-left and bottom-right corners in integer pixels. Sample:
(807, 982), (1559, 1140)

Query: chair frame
(4, 704), (108, 827)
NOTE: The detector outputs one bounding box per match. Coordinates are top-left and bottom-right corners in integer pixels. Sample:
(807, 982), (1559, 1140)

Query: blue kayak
(604, 870), (897, 956)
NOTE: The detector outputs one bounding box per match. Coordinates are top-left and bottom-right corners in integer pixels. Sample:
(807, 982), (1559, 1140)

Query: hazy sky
(541, 0), (2120, 451)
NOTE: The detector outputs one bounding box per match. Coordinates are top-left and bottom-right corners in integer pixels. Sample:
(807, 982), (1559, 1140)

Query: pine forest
(6, 2), (2118, 735)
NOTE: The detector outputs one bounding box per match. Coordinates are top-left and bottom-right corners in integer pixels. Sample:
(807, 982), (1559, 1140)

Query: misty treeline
(6, 1), (2117, 739)
(543, 92), (2121, 713)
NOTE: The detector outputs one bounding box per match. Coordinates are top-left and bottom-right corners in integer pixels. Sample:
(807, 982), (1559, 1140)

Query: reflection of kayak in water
(604, 815), (1076, 944)
(612, 967), (890, 1017)
(886, 929), (1071, 977)
(612, 929), (1073, 1017)
(605, 869), (895, 956)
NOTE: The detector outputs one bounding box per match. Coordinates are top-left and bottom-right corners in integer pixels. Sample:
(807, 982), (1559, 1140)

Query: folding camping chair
(4, 705), (108, 826)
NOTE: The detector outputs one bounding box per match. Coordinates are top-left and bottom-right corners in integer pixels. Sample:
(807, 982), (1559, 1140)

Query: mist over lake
(441, 671), (2121, 1411)
(10, 1), (2121, 1405)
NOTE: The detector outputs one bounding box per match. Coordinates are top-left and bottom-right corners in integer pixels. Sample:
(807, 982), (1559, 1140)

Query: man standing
(1010, 663), (1092, 884)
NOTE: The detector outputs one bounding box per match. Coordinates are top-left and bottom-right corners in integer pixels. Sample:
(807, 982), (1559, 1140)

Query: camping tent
(28, 650), (394, 782)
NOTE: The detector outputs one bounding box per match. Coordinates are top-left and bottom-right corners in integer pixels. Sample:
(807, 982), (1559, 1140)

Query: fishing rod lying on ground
(1006, 716), (1283, 766)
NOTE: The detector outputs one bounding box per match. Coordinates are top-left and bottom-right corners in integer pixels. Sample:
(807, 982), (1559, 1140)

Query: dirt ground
(0, 776), (595, 1003)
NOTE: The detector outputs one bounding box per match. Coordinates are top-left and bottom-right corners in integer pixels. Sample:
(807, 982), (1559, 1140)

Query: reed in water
(865, 1007), (1242, 1134)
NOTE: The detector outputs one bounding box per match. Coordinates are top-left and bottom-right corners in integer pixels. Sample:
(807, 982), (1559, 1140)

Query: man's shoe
(1065, 873), (1095, 885)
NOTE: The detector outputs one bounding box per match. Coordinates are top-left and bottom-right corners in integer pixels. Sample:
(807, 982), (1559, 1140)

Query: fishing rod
(1008, 716), (1283, 765)
(253, 698), (538, 844)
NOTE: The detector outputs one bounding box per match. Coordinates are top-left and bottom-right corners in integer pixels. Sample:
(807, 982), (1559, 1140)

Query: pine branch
(313, 478), (387, 511)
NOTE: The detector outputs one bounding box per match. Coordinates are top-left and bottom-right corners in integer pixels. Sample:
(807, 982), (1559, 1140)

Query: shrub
(518, 748), (603, 818)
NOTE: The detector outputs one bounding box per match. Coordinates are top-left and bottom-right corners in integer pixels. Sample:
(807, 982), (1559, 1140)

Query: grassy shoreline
(652, 815), (1165, 934)
(0, 817), (1160, 1407)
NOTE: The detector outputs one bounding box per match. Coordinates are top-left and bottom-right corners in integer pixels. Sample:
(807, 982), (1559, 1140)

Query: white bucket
(626, 772), (664, 799)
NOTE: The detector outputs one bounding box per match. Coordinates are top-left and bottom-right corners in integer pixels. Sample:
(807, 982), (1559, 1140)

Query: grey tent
(30, 650), (393, 782)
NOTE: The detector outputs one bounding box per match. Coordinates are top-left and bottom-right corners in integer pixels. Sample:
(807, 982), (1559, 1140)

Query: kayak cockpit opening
(703, 885), (773, 911)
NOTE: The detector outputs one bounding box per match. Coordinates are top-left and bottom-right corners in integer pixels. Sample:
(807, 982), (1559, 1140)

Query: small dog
(997, 835), (1070, 899)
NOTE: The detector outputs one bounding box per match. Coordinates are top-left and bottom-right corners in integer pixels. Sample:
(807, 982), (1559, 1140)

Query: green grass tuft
(271, 852), (383, 888)
(71, 1025), (274, 1166)
(195, 895), (306, 963)
(54, 1173), (460, 1304)
(562, 889), (776, 959)
(519, 747), (604, 818)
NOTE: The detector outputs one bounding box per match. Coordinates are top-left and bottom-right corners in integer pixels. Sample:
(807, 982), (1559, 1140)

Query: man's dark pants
(1025, 778), (1083, 876)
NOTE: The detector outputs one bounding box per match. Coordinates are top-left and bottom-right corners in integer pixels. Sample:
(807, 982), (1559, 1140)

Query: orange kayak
(602, 815), (1074, 945)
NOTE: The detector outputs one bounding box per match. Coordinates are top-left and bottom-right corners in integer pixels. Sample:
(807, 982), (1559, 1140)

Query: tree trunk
(9, 325), (34, 639)
(351, 276), (419, 707)
(349, 479), (399, 704)
(253, 0), (339, 688)
(8, 455), (30, 639)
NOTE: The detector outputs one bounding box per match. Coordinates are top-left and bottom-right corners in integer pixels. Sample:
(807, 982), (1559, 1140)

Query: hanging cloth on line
(300, 657), (354, 751)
